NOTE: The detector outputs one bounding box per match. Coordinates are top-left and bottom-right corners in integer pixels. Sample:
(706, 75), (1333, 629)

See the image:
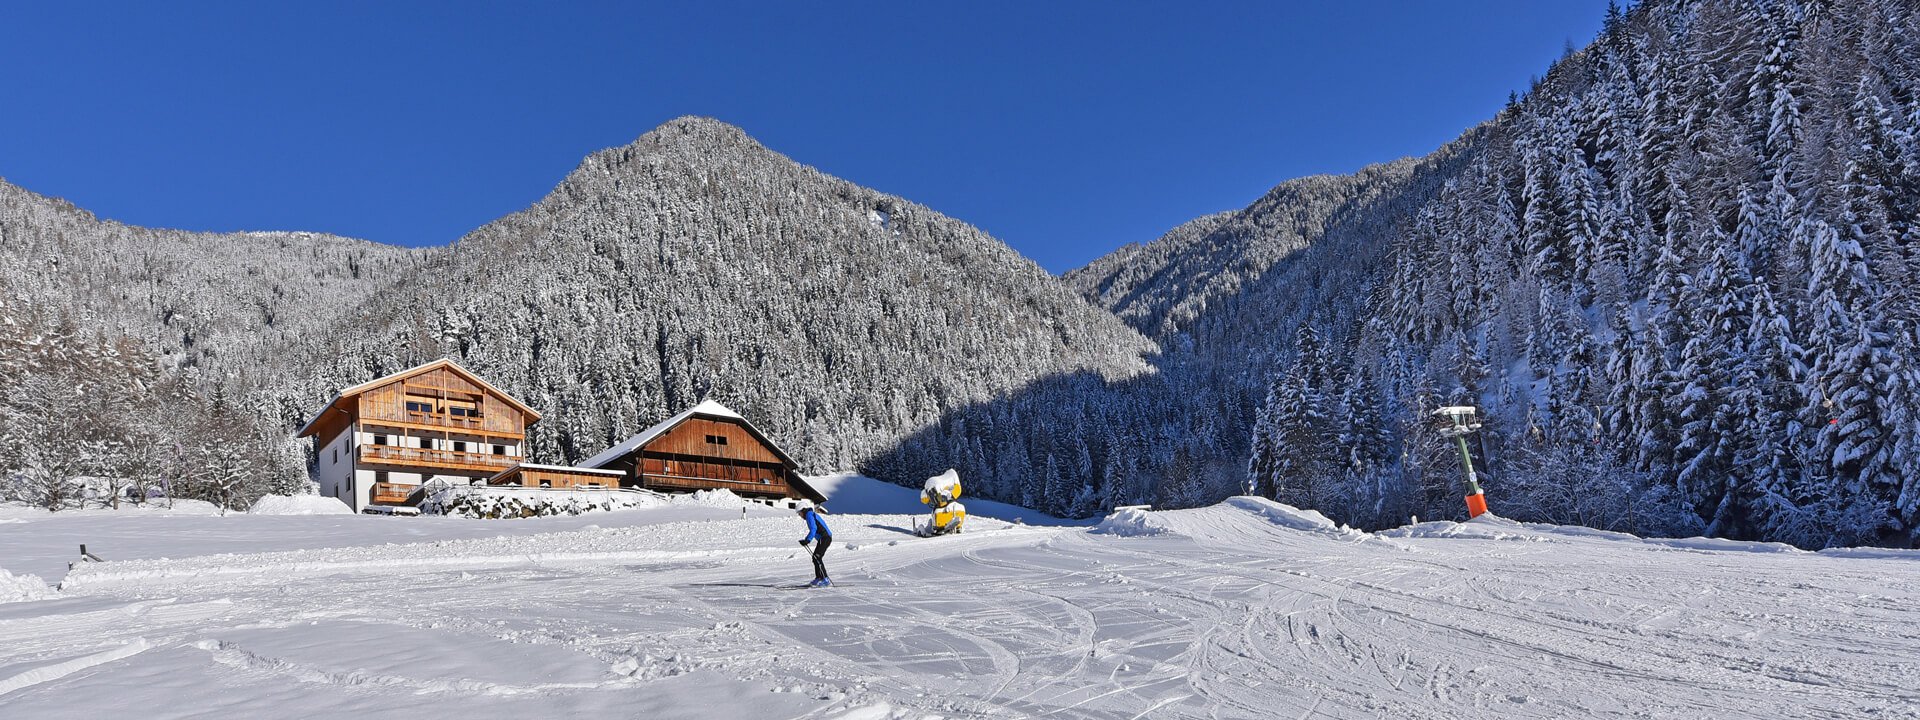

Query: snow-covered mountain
(1, 117), (1157, 511)
(0, 179), (424, 369)
(0, 180), (428, 506)
(282, 117), (1158, 471)
(6, 0), (1919, 549)
(1070, 0), (1920, 547)
(1066, 159), (1423, 341)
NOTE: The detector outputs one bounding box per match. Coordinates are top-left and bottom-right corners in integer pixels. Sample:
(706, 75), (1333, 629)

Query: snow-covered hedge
(421, 486), (673, 519)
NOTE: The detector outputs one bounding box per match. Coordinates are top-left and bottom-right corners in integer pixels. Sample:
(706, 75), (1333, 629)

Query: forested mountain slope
(1066, 160), (1419, 341)
(0, 179), (423, 373)
(1074, 0), (1920, 546)
(268, 117), (1159, 478)
(871, 137), (1477, 518)
(0, 180), (427, 507)
(1, 118), (1158, 510)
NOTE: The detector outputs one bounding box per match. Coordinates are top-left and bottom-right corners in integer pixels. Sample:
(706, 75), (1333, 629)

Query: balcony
(357, 404), (523, 438)
(372, 482), (422, 506)
(641, 472), (789, 498)
(404, 410), (492, 432)
(359, 445), (518, 474)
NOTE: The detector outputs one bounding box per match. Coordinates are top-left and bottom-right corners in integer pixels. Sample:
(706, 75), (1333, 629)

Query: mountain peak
(630, 115), (766, 154)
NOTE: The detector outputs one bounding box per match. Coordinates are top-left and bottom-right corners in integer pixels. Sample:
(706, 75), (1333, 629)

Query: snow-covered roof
(579, 400), (743, 469)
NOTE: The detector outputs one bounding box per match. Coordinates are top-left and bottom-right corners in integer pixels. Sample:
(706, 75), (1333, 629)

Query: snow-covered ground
(1, 479), (1916, 718)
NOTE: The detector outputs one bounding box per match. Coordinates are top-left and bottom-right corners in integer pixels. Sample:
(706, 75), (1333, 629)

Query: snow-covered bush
(421, 486), (666, 519)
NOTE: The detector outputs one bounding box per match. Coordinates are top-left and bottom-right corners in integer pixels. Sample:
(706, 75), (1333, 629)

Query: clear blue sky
(0, 2), (1611, 273)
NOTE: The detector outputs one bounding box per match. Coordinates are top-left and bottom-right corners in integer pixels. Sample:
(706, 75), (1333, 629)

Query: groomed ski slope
(1, 489), (1916, 719)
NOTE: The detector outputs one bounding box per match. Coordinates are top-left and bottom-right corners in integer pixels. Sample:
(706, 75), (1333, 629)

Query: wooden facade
(354, 365), (527, 439)
(585, 401), (823, 503)
(487, 464), (624, 490)
(298, 359), (541, 512)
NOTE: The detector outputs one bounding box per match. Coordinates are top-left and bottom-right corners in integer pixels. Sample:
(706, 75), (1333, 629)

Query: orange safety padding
(1465, 492), (1489, 519)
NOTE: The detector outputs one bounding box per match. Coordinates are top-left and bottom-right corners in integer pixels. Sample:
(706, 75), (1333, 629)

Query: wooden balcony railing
(372, 482), (421, 505)
(359, 445), (517, 473)
(642, 473), (789, 497)
(359, 407), (521, 436)
(402, 411), (496, 431)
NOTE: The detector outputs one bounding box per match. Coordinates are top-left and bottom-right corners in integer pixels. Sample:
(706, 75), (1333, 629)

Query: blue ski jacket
(800, 508), (832, 543)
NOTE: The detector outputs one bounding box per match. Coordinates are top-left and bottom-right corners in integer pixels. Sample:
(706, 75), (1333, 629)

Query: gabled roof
(295, 358), (541, 438)
(579, 400), (745, 468)
(580, 399), (823, 503)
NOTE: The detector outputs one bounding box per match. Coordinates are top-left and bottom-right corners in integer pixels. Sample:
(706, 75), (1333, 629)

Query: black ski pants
(810, 535), (832, 581)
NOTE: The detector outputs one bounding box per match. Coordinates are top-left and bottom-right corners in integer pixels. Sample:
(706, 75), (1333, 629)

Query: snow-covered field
(1, 479), (1916, 718)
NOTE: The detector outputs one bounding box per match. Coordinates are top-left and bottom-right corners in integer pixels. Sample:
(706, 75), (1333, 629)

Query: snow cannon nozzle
(1432, 405), (1482, 438)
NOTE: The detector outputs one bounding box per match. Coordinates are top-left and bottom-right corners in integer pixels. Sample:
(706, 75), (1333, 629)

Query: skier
(796, 505), (833, 587)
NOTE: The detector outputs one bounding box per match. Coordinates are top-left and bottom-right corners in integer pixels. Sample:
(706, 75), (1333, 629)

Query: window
(405, 399), (435, 414)
(373, 435), (388, 446)
(331, 447), (337, 463)
(493, 444), (507, 455)
(452, 441), (466, 453)
(418, 438), (433, 450)
(374, 471), (389, 484)
(444, 398), (480, 419)
(705, 434), (729, 446)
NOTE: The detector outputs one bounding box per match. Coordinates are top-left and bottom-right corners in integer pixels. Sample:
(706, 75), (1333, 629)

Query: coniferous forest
(3, 0), (1916, 547)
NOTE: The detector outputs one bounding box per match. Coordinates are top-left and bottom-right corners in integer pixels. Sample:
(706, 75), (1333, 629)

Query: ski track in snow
(1, 500), (1917, 719)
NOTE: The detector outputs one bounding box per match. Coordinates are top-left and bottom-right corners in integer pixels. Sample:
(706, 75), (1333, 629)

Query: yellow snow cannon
(919, 469), (966, 536)
(928, 502), (966, 536)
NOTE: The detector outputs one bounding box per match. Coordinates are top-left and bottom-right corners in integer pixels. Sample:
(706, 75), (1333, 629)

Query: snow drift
(247, 495), (353, 516)
(0, 567), (54, 604)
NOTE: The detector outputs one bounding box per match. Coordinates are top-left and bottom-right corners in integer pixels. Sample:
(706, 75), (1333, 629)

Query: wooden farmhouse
(576, 400), (825, 505)
(298, 360), (822, 513)
(296, 360), (608, 513)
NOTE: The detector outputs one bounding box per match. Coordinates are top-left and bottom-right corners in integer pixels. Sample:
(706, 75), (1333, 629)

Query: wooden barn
(580, 400), (824, 505)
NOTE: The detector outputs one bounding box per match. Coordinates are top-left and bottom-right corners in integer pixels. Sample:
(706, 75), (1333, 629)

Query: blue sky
(0, 2), (1611, 273)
